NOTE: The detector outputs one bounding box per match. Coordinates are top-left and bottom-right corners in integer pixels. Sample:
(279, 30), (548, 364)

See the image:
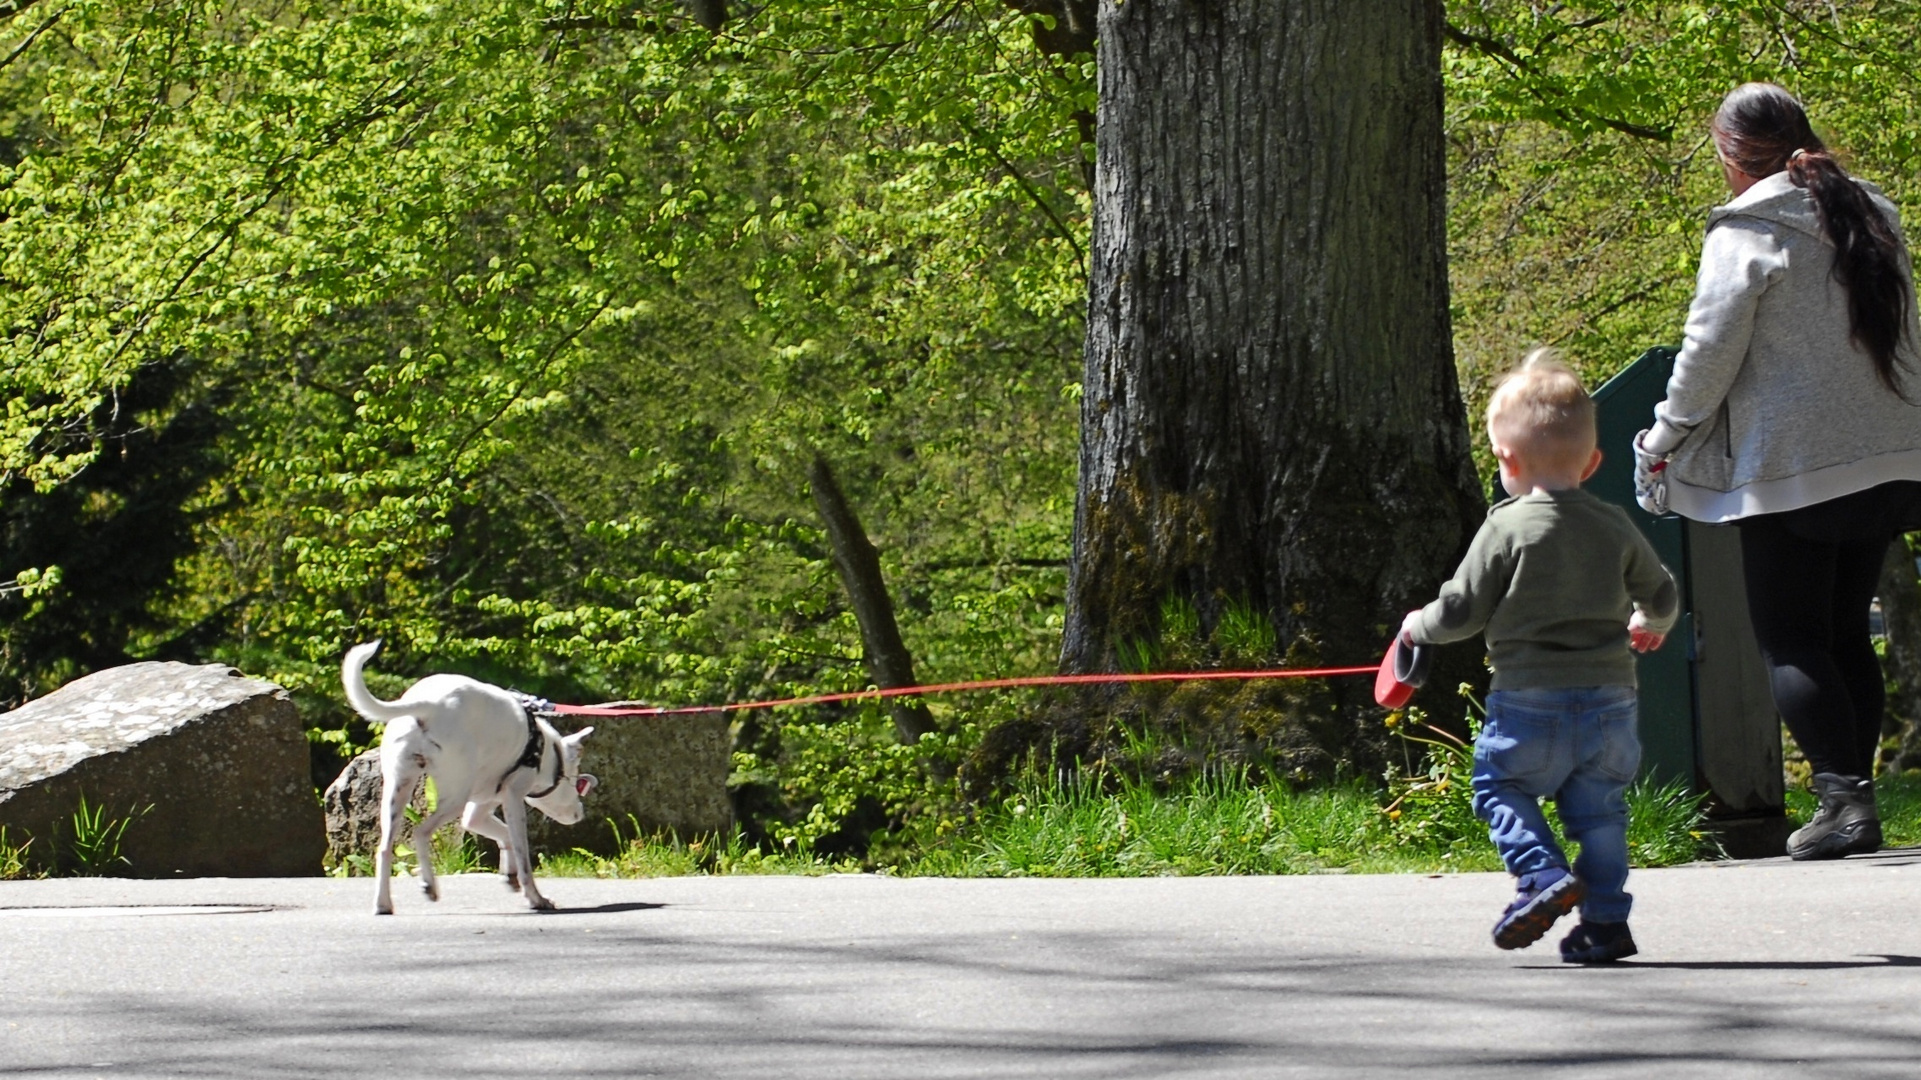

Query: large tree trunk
(1064, 2), (1483, 698)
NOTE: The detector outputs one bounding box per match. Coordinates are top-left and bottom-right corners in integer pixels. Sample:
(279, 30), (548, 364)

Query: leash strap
(548, 664), (1380, 718)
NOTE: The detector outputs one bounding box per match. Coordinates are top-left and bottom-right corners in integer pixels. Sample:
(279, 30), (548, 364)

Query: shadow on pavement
(548, 901), (667, 915)
(1520, 954), (1921, 971)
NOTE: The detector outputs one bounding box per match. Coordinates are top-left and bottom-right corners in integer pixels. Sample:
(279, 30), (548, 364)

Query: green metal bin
(1587, 346), (1791, 857)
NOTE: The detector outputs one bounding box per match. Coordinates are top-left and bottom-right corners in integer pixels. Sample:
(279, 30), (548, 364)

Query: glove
(1632, 429), (1669, 516)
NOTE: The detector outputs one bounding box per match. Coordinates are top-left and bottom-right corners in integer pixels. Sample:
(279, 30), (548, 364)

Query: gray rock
(0, 662), (324, 876)
(322, 748), (434, 868)
(527, 711), (732, 858)
(323, 749), (396, 869)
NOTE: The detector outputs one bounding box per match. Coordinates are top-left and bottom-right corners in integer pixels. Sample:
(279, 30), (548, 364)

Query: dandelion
(1385, 710), (1404, 730)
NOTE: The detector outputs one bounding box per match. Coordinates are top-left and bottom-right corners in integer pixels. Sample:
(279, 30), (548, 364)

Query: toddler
(1402, 350), (1679, 963)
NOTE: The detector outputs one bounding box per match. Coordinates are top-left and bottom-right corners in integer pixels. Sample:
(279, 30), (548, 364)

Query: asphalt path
(3, 851), (1919, 1079)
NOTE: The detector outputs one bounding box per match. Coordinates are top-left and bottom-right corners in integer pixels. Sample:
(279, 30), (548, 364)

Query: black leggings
(1737, 514), (1889, 778)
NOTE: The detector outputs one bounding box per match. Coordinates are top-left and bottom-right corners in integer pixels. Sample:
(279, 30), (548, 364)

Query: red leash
(550, 664), (1381, 717)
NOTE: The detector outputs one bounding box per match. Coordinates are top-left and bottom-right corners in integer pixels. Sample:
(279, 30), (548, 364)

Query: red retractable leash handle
(1372, 636), (1431, 709)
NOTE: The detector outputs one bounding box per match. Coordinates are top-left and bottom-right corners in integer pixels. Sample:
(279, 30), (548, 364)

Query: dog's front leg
(499, 798), (553, 911)
(462, 803), (520, 892)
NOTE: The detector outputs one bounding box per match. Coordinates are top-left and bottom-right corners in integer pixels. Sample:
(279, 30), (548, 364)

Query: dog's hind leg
(373, 744), (427, 916)
(410, 798), (462, 903)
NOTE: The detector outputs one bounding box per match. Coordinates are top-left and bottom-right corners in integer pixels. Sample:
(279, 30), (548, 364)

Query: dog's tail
(341, 640), (413, 725)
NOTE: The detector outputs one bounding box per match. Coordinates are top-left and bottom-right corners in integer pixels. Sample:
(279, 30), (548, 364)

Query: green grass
(66, 795), (153, 876)
(397, 771), (1921, 883)
(0, 826), (40, 881)
(527, 768), (1725, 880)
(895, 767), (1718, 878)
(536, 817), (860, 878)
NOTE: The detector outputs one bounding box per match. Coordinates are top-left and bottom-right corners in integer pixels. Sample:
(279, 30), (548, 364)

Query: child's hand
(1628, 610), (1665, 653)
(1399, 609), (1424, 646)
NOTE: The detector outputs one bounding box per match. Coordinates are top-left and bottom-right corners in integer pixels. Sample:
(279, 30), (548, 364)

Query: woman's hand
(1633, 429), (1670, 515)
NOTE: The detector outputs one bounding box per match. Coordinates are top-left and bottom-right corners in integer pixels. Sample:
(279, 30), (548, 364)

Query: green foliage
(1870, 772), (1921, 847)
(1626, 775), (1725, 866)
(1214, 598), (1280, 666)
(905, 767), (1413, 877)
(1445, 1), (1921, 480)
(65, 795), (150, 876)
(1381, 704), (1487, 857)
(901, 711), (1716, 879)
(0, 0), (1086, 848)
(6, 0), (1920, 863)
(538, 816), (860, 877)
(1117, 594), (1286, 674)
(0, 826), (39, 880)
(1382, 690), (1720, 868)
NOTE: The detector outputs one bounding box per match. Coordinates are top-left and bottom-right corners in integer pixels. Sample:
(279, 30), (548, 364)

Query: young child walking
(1402, 351), (1679, 963)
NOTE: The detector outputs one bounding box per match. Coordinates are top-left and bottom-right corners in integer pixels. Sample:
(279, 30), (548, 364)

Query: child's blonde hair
(1486, 348), (1596, 476)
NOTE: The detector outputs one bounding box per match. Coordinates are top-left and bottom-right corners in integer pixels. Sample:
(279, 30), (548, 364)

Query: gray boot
(1787, 773), (1882, 860)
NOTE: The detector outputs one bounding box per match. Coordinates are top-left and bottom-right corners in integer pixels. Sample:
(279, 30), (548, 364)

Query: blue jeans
(1471, 685), (1641, 924)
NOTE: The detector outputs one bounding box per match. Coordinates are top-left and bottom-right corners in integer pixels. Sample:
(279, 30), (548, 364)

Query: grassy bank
(533, 769), (1739, 880)
(531, 771), (1921, 881)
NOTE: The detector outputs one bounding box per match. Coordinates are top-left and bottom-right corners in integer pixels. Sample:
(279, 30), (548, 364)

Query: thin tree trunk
(1878, 536), (1921, 770)
(1063, 0), (1483, 698)
(809, 454), (936, 744)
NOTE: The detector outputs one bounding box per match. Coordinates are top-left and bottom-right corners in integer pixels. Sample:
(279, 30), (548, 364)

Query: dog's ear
(568, 725), (594, 743)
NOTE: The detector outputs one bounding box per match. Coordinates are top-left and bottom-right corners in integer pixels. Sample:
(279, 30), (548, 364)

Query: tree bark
(684, 0), (727, 32)
(808, 455), (936, 744)
(1064, 1), (1483, 696)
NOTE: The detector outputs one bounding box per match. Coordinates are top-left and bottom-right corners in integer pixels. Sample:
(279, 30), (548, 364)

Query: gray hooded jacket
(1645, 171), (1921, 522)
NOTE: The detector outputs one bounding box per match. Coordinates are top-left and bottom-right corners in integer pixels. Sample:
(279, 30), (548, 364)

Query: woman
(1636, 82), (1921, 859)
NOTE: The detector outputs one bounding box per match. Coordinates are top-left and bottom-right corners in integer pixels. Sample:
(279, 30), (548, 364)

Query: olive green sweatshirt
(1409, 488), (1679, 690)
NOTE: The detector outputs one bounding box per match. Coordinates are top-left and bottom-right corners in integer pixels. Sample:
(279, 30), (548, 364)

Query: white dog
(341, 641), (596, 914)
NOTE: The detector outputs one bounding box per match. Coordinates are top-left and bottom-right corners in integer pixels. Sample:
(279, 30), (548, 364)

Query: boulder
(528, 711), (733, 856)
(321, 747), (427, 868)
(323, 711), (733, 864)
(0, 662), (324, 876)
(322, 748), (386, 868)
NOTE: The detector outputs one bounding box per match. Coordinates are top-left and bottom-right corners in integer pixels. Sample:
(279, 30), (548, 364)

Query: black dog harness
(503, 692), (566, 798)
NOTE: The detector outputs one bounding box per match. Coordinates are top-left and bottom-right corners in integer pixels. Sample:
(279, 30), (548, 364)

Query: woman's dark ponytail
(1713, 82), (1914, 395)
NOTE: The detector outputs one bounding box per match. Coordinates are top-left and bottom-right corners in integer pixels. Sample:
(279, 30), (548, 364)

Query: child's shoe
(1491, 868), (1585, 950)
(1559, 919), (1637, 963)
